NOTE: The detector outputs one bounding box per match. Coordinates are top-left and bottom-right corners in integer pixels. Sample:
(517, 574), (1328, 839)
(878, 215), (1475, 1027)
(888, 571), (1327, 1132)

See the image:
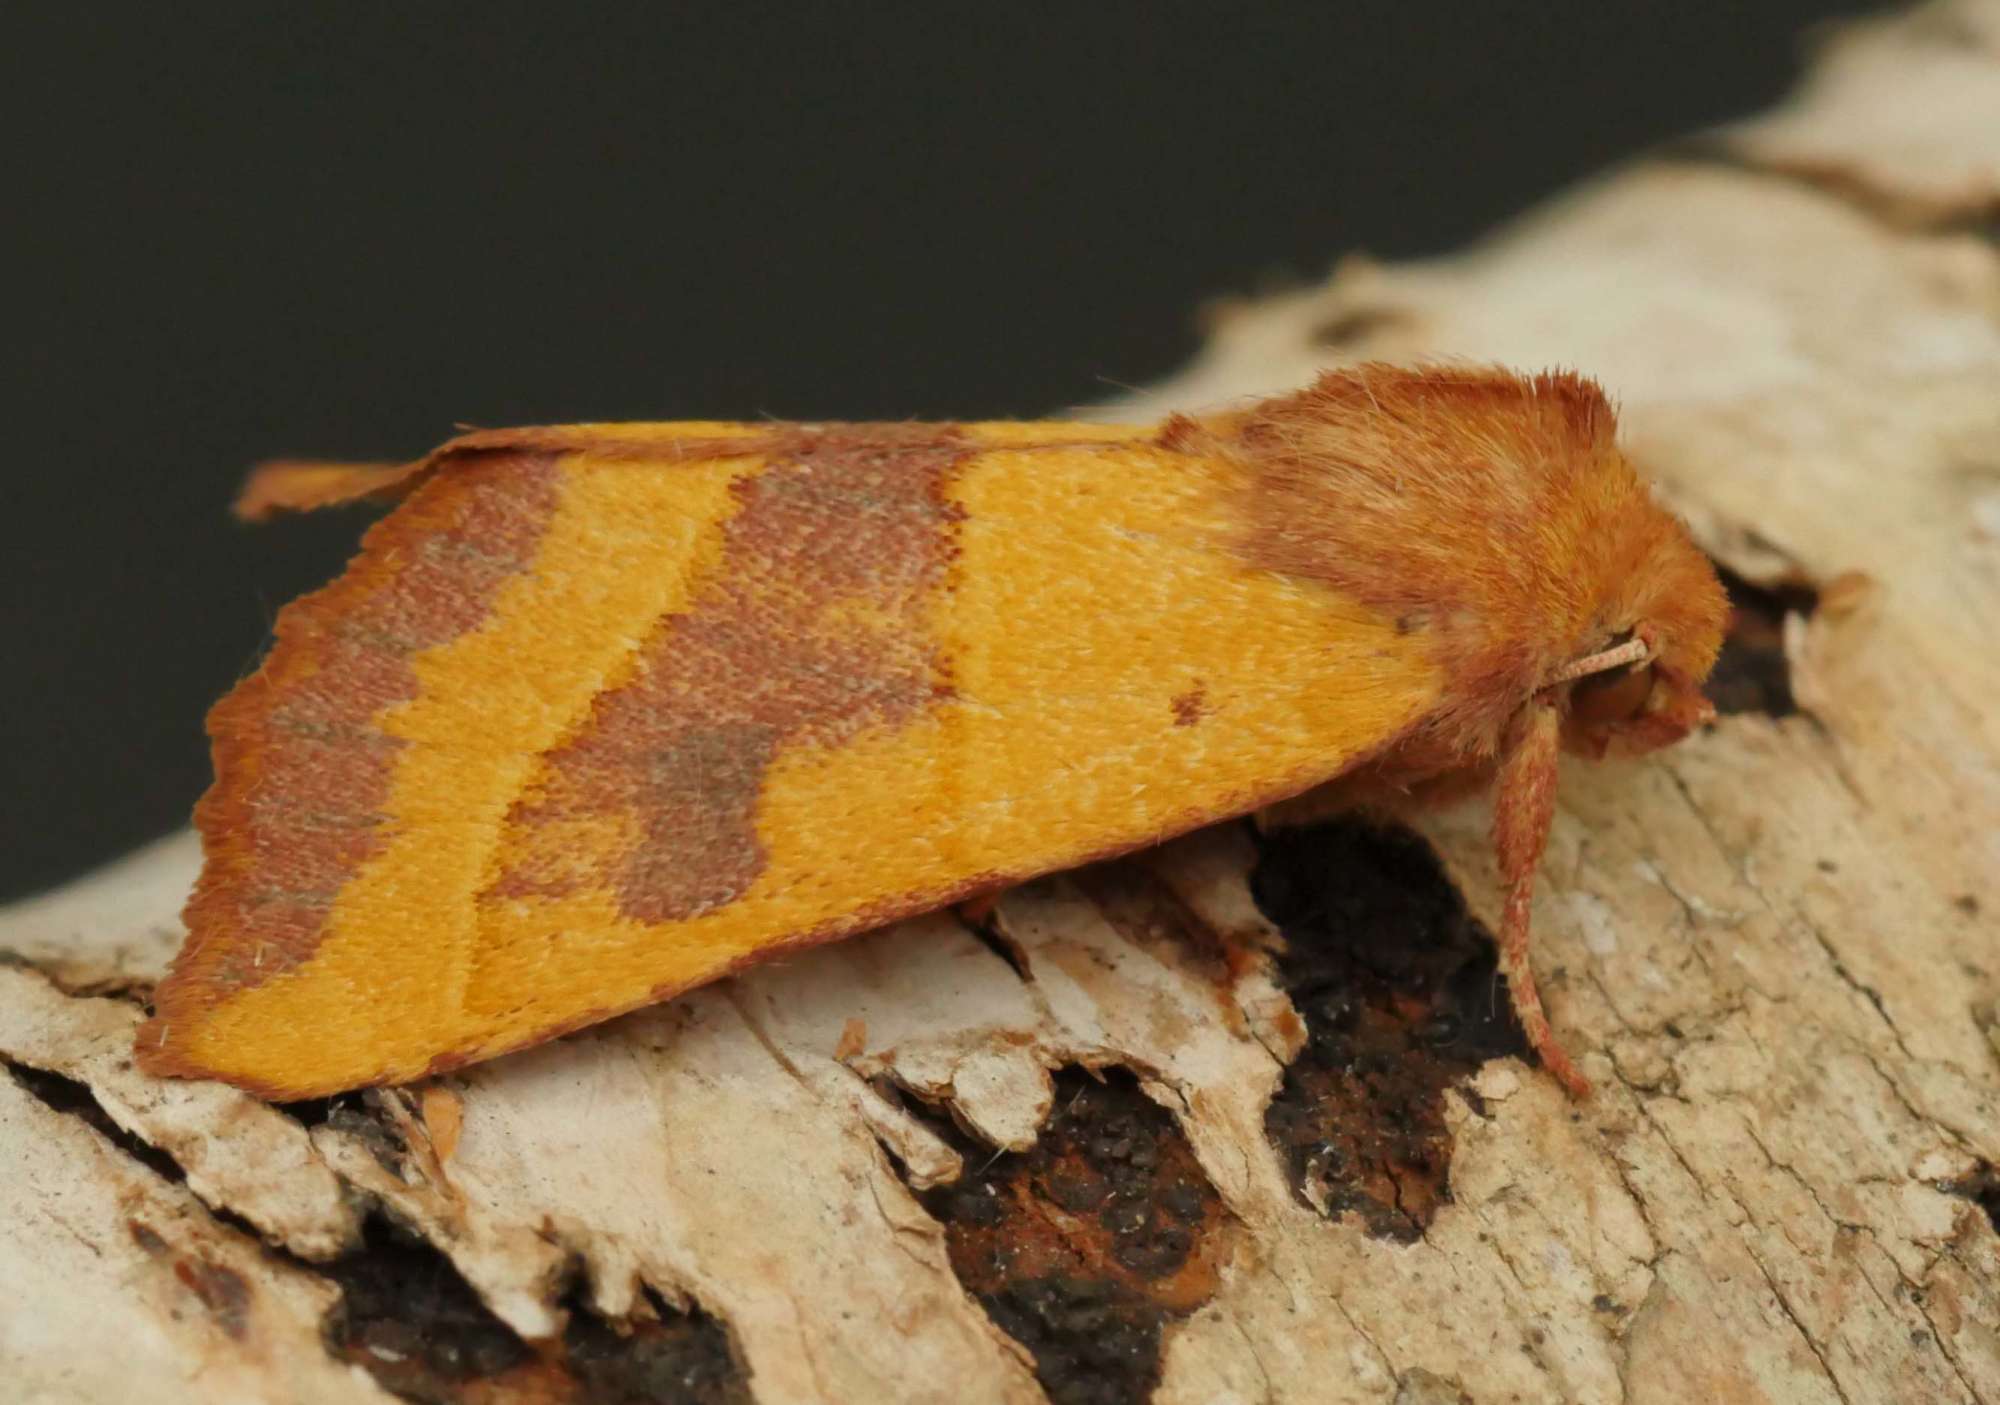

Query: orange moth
(139, 365), (1727, 1100)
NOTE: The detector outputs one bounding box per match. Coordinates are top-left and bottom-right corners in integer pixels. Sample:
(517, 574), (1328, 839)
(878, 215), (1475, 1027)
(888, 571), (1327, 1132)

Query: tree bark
(6, 4), (2000, 1402)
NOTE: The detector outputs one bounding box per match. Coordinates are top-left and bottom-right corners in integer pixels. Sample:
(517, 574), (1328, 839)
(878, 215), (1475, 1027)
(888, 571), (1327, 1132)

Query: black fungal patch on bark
(330, 1100), (412, 1176)
(1943, 1163), (2000, 1236)
(1708, 564), (1820, 718)
(8, 1055), (749, 1402)
(908, 1067), (1230, 1405)
(322, 1218), (536, 1398)
(274, 1094), (337, 1126)
(1251, 819), (1529, 1240)
(324, 1218), (749, 1405)
(560, 1289), (753, 1405)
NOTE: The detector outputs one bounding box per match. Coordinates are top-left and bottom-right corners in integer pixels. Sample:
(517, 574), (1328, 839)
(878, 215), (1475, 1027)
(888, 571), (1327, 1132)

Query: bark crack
(1682, 138), (2000, 243)
(861, 1161), (941, 1270)
(1740, 1119), (1865, 1235)
(5, 1059), (190, 1189)
(1637, 1092), (1859, 1405)
(1794, 906), (1915, 1063)
(1452, 1195), (1565, 1390)
(1856, 1047), (1981, 1162)
(722, 987), (818, 1097)
(1662, 761), (1911, 1059)
(1915, 1242), (1998, 1405)
(1847, 1230), (1984, 1405)
(1267, 1246), (1397, 1388)
(1746, 1242), (1857, 1405)
(1224, 1306), (1279, 1405)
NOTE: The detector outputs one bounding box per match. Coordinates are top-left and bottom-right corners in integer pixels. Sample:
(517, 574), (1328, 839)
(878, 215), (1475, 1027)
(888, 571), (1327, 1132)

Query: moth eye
(1570, 662), (1656, 725)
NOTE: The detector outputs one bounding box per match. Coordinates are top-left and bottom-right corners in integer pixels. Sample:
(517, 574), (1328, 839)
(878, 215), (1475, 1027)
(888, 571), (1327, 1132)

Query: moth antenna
(1492, 695), (1592, 1098)
(1547, 635), (1651, 686)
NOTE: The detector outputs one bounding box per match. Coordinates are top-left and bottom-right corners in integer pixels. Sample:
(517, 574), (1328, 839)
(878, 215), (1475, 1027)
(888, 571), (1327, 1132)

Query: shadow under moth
(139, 364), (1727, 1101)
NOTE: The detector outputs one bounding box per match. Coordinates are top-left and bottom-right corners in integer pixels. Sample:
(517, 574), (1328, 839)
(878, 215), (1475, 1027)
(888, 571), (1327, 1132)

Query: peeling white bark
(4, 3), (1999, 1401)
(0, 967), (360, 1260)
(0, 1072), (392, 1405)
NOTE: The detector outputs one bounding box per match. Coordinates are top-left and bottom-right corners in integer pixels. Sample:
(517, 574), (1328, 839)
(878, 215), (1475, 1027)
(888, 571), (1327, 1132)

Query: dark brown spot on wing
(1169, 682), (1207, 727)
(490, 425), (972, 922)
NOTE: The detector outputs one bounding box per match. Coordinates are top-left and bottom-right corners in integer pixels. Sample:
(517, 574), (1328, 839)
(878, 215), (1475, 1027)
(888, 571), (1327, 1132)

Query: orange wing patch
(144, 420), (1446, 1098)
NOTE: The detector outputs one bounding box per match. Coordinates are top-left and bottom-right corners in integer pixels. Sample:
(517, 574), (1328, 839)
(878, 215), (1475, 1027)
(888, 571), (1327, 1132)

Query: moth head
(1556, 528), (1729, 760)
(1557, 646), (1704, 759)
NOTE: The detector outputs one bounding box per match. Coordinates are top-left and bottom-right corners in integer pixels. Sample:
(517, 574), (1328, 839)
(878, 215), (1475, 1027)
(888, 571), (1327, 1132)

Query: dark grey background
(3, 2), (1868, 898)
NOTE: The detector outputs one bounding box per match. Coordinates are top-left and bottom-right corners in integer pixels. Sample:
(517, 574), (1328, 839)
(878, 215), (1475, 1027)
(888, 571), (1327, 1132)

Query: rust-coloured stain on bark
(490, 426), (970, 921)
(324, 1217), (750, 1404)
(911, 1068), (1231, 1405)
(173, 1259), (253, 1341)
(179, 453), (563, 995)
(1252, 817), (1530, 1240)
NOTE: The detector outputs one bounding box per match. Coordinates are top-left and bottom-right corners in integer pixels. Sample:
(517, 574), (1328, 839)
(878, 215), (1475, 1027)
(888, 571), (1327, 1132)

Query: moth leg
(955, 890), (1005, 927)
(1493, 693), (1593, 1098)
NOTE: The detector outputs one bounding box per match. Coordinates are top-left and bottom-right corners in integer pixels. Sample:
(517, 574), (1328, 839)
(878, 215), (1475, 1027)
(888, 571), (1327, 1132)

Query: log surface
(5, 4), (2000, 1402)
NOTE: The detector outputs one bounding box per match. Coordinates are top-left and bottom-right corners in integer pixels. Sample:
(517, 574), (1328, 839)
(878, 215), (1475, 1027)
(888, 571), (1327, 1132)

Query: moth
(139, 364), (1727, 1100)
